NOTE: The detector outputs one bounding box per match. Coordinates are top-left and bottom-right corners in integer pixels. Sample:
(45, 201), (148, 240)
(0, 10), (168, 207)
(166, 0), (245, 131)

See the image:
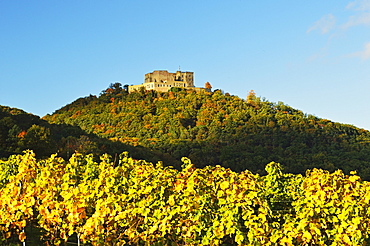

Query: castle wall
(145, 70), (194, 85)
(128, 70), (200, 93)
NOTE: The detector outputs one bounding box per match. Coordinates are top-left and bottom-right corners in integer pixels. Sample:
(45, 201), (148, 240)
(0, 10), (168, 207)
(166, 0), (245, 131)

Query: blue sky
(1, 0), (370, 130)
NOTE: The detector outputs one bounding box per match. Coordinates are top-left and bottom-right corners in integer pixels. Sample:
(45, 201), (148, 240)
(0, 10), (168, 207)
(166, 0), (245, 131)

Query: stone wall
(128, 70), (203, 93)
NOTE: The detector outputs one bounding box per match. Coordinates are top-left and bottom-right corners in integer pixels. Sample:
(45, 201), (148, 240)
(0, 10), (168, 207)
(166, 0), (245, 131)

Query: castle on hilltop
(128, 70), (208, 93)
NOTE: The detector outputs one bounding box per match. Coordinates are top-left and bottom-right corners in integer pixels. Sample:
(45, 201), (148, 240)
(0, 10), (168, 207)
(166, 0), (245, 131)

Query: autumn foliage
(1, 151), (370, 245)
(3, 84), (370, 180)
(42, 87), (370, 180)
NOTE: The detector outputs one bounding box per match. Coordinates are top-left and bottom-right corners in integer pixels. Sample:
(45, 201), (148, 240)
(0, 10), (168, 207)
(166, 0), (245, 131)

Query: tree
(246, 90), (259, 108)
(205, 82), (212, 91)
(18, 125), (55, 157)
(246, 90), (256, 103)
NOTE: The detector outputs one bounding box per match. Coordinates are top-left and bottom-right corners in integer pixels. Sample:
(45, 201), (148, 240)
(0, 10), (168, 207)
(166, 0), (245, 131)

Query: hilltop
(40, 83), (370, 179)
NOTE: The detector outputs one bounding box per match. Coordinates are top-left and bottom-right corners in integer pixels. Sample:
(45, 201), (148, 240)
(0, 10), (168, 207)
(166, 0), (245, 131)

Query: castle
(128, 70), (208, 93)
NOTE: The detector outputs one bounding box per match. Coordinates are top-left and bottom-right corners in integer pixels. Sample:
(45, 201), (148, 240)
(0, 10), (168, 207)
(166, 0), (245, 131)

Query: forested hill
(0, 105), (55, 157)
(43, 84), (370, 179)
(0, 104), (164, 162)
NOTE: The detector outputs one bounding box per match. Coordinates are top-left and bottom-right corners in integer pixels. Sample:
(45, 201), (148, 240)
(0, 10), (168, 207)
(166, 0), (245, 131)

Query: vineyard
(0, 151), (370, 245)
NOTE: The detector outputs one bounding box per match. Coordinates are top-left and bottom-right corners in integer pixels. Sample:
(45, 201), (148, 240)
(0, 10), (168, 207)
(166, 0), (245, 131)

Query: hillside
(0, 105), (57, 157)
(0, 104), (166, 163)
(43, 84), (370, 179)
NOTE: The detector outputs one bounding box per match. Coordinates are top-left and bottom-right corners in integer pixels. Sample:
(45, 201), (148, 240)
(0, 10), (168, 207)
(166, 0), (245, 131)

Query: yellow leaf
(174, 181), (184, 192)
(303, 231), (312, 241)
(349, 175), (359, 182)
(217, 190), (224, 197)
(281, 236), (293, 245)
(19, 231), (26, 242)
(143, 186), (152, 194)
(235, 233), (244, 244)
(168, 195), (175, 206)
(220, 181), (229, 190)
(338, 211), (347, 221)
(352, 216), (361, 225)
(218, 198), (227, 205)
(343, 234), (351, 244)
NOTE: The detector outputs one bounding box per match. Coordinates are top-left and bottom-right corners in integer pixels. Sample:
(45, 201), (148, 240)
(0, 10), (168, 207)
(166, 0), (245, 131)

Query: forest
(1, 83), (369, 179)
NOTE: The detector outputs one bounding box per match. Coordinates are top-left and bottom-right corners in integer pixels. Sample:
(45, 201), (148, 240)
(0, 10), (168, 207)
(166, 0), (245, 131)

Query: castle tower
(175, 71), (194, 87)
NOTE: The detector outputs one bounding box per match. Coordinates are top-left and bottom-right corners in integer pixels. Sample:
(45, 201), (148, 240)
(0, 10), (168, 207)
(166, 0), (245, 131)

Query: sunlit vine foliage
(0, 151), (370, 245)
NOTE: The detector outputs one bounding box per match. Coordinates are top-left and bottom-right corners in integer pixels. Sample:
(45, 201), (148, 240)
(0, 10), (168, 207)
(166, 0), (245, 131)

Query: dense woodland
(0, 104), (165, 164)
(2, 83), (370, 179)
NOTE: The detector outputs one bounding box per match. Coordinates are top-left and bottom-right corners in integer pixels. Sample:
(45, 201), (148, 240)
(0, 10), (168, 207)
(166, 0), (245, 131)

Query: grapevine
(0, 151), (369, 245)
